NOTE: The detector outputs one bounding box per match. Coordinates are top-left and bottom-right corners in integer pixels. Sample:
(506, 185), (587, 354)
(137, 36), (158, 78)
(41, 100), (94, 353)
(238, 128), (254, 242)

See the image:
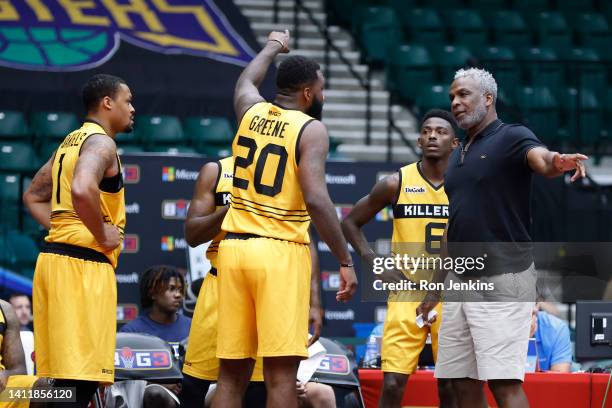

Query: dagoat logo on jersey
(121, 234), (139, 254)
(161, 236), (187, 252)
(162, 199), (190, 220)
(325, 173), (356, 185)
(321, 271), (340, 291)
(115, 348), (172, 370)
(404, 186), (426, 194)
(316, 354), (350, 375)
(123, 165), (140, 184)
(0, 0), (256, 72)
(162, 167), (198, 182)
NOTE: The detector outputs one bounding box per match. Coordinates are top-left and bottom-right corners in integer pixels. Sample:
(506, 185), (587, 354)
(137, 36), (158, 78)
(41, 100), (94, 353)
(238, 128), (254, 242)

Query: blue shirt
(535, 311), (572, 371)
(444, 120), (543, 275)
(120, 314), (192, 355)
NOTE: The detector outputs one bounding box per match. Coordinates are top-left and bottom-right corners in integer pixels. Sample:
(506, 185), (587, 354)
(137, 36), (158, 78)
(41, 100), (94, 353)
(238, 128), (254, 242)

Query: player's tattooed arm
(341, 174), (399, 264)
(184, 161), (228, 247)
(234, 30), (289, 121)
(299, 120), (357, 301)
(72, 134), (121, 251)
(23, 152), (55, 229)
(0, 300), (27, 392)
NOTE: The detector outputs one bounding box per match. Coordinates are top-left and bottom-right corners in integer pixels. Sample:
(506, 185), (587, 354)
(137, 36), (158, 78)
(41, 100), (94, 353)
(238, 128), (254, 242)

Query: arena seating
(327, 0), (612, 150)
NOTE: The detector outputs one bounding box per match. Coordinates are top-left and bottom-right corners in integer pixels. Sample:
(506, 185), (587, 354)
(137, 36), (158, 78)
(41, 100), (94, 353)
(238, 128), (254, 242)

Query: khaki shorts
(434, 264), (536, 381)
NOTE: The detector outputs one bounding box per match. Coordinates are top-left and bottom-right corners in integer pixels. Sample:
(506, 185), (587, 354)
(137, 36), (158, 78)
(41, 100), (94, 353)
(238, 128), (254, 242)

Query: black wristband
(340, 263), (354, 268)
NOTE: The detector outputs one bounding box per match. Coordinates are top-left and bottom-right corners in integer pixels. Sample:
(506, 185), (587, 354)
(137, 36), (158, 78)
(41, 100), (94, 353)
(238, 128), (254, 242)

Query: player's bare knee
(306, 383), (336, 408)
(488, 379), (523, 398)
(263, 356), (300, 386)
(382, 373), (408, 396)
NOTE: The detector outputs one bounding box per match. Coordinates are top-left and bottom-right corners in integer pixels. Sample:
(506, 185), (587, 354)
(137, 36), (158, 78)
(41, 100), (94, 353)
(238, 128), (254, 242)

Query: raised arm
(234, 30), (290, 121)
(298, 120), (357, 301)
(0, 301), (27, 393)
(184, 161), (227, 247)
(72, 134), (121, 251)
(23, 152), (55, 229)
(527, 147), (588, 182)
(341, 174), (398, 264)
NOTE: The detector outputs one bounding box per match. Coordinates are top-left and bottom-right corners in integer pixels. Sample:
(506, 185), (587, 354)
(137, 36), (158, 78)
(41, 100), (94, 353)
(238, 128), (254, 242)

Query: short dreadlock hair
(421, 109), (460, 137)
(139, 265), (185, 310)
(276, 55), (321, 93)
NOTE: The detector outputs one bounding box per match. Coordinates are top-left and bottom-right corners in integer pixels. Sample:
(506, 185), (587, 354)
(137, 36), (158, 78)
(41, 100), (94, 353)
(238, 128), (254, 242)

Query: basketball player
(212, 30), (357, 408)
(181, 156), (325, 407)
(342, 110), (459, 408)
(23, 74), (134, 407)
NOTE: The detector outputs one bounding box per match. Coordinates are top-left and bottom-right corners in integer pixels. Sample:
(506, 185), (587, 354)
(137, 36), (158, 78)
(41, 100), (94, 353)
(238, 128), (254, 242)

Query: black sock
(179, 373), (211, 408)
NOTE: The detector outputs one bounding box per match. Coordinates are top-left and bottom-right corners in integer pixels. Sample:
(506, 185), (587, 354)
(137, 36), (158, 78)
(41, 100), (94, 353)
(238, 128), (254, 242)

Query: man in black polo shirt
(417, 68), (587, 408)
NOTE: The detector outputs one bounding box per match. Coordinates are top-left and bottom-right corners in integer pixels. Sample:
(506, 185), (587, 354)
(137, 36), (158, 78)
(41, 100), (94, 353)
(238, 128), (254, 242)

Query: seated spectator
(119, 265), (191, 407)
(0, 298), (50, 408)
(530, 305), (572, 372)
(7, 294), (35, 375)
(8, 294), (32, 332)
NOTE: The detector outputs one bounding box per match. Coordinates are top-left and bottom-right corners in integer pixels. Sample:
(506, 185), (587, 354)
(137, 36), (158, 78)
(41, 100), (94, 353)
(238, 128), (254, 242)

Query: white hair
(454, 68), (498, 103)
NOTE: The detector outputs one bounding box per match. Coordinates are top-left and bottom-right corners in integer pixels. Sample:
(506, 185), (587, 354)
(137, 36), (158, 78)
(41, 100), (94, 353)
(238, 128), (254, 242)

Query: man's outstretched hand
(553, 153), (588, 182)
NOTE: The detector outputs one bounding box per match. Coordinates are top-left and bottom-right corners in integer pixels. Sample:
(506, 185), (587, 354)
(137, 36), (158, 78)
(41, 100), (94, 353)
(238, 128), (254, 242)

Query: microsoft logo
(162, 167), (175, 182)
(161, 236), (174, 251)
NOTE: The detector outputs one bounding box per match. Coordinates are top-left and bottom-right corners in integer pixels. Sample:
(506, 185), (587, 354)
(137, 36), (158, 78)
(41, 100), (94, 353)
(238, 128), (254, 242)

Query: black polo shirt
(444, 119), (543, 275)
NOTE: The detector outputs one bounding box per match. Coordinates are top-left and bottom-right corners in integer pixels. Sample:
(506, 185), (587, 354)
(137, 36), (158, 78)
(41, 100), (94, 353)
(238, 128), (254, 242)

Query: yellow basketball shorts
(0, 375), (38, 408)
(217, 237), (311, 359)
(183, 272), (264, 381)
(33, 250), (116, 384)
(381, 301), (442, 375)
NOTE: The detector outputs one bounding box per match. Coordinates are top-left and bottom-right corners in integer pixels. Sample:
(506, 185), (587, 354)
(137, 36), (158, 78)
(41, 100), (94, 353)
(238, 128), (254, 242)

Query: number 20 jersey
(222, 102), (314, 244)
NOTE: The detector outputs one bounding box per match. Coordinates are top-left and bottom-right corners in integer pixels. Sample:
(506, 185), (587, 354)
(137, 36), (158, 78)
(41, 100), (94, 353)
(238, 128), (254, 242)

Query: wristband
(268, 39), (285, 49)
(340, 263), (354, 268)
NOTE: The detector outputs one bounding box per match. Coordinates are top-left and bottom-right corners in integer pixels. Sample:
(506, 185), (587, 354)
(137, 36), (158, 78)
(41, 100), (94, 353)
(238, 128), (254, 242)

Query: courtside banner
(0, 0), (256, 71)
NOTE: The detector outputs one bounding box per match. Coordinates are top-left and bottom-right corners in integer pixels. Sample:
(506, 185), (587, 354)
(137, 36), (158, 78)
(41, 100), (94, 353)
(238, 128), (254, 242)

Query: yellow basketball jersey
(222, 102), (312, 244)
(45, 120), (126, 268)
(206, 157), (233, 268)
(0, 303), (6, 370)
(392, 162), (449, 281)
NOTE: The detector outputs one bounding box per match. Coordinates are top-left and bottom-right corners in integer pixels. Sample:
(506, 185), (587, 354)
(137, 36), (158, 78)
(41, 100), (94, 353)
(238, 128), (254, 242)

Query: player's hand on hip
(336, 265), (358, 302)
(553, 153), (588, 182)
(308, 305), (323, 347)
(267, 30), (290, 53)
(99, 223), (121, 251)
